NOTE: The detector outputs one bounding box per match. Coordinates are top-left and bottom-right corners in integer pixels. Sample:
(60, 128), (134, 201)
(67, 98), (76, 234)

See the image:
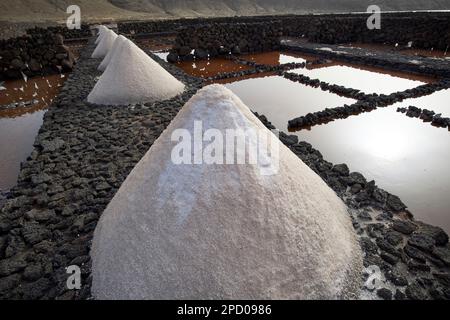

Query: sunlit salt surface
(291, 64), (432, 95)
(392, 88), (450, 117)
(224, 75), (355, 129)
(152, 51), (169, 61)
(225, 76), (450, 233)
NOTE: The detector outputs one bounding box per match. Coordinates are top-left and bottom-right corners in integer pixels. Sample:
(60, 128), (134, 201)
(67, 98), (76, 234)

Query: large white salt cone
(94, 25), (108, 45)
(91, 29), (117, 59)
(88, 40), (185, 105)
(91, 84), (362, 299)
(98, 35), (128, 72)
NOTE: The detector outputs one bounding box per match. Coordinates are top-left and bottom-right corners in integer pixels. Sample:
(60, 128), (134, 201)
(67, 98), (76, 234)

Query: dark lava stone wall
(285, 13), (450, 50)
(163, 12), (449, 61)
(27, 25), (92, 41)
(0, 31), (76, 81)
(170, 22), (283, 61)
(118, 15), (285, 35)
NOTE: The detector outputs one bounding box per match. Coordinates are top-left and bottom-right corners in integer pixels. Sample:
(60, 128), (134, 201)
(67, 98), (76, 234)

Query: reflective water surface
(224, 75), (355, 128)
(392, 88), (450, 118)
(224, 75), (450, 232)
(291, 64), (434, 94)
(0, 74), (66, 190)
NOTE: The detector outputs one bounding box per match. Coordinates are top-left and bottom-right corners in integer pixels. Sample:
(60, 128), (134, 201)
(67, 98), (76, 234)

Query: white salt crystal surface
(91, 29), (117, 59)
(91, 84), (362, 299)
(98, 35), (128, 72)
(95, 25), (108, 45)
(88, 40), (185, 105)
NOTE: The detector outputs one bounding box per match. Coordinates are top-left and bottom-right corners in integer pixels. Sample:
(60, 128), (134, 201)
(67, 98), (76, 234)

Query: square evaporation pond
(295, 107), (450, 233)
(392, 88), (450, 118)
(237, 52), (310, 66)
(290, 64), (428, 95)
(224, 75), (355, 132)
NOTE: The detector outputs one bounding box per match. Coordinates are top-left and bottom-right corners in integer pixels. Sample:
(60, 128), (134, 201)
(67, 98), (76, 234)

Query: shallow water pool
(0, 74), (66, 190)
(223, 74), (450, 233)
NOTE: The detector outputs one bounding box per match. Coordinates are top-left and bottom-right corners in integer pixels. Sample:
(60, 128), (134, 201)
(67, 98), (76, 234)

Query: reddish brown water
(176, 58), (251, 78)
(137, 36), (175, 52)
(224, 75), (450, 233)
(0, 74), (66, 190)
(239, 51), (318, 65)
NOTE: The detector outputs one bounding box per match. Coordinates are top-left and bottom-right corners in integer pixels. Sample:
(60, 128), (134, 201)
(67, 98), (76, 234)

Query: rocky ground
(397, 106), (450, 129)
(0, 36), (449, 300)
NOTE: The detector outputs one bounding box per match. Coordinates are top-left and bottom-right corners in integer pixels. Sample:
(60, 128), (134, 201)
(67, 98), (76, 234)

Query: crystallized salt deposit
(94, 26), (109, 45)
(98, 35), (128, 72)
(91, 29), (117, 59)
(91, 84), (362, 299)
(88, 40), (185, 105)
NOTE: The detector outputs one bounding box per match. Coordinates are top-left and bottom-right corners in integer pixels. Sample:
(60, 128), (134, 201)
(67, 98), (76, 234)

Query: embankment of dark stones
(169, 22), (283, 62)
(0, 31), (76, 81)
(26, 25), (92, 41)
(397, 106), (450, 130)
(282, 12), (450, 51)
(256, 112), (450, 300)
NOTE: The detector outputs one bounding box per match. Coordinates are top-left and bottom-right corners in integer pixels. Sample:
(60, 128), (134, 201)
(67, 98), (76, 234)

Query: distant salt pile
(91, 84), (362, 299)
(98, 35), (128, 72)
(94, 25), (109, 45)
(91, 29), (117, 59)
(88, 40), (185, 105)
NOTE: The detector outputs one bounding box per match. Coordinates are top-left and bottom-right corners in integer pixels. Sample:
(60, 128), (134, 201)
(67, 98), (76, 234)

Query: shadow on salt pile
(91, 84), (363, 300)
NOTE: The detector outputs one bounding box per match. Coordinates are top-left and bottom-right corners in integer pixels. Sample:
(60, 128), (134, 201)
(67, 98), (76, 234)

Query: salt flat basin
(290, 64), (433, 95)
(224, 75), (355, 129)
(225, 76), (450, 234)
(392, 88), (450, 117)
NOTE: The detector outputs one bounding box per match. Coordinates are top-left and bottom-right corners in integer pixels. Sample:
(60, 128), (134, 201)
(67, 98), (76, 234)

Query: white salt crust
(91, 29), (117, 59)
(94, 25), (108, 45)
(88, 39), (185, 105)
(91, 84), (362, 299)
(98, 35), (128, 72)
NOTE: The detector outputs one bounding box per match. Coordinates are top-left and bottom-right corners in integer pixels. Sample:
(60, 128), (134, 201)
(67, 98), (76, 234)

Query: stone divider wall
(26, 25), (92, 41)
(0, 30), (76, 81)
(165, 12), (450, 61)
(285, 13), (450, 50)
